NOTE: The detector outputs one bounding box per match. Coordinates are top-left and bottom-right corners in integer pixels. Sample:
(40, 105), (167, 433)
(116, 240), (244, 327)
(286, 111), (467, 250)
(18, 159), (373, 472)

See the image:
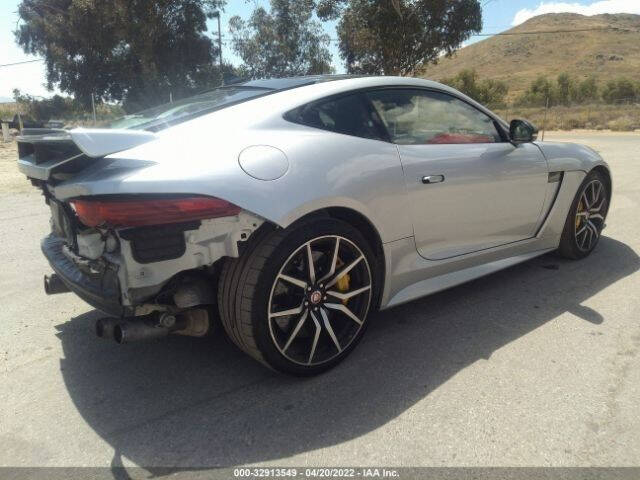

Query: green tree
(517, 76), (557, 107)
(576, 76), (599, 103)
(556, 73), (577, 106)
(13, 89), (76, 121)
(317, 0), (482, 75)
(15, 0), (227, 111)
(441, 69), (508, 107)
(229, 0), (333, 79)
(602, 78), (637, 104)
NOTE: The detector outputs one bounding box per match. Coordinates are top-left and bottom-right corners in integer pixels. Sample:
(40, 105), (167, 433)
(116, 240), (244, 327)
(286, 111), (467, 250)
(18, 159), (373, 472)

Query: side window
(365, 89), (503, 145)
(285, 93), (384, 141)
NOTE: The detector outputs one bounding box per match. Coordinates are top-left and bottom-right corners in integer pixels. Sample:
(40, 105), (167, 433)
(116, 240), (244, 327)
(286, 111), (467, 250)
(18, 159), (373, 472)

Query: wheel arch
(591, 165), (612, 203)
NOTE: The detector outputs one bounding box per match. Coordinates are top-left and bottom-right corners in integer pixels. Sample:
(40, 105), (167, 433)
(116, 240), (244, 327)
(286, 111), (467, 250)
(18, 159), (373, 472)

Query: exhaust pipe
(173, 309), (211, 337)
(113, 313), (181, 344)
(95, 317), (119, 340)
(44, 273), (70, 295)
(102, 310), (211, 344)
(114, 321), (169, 344)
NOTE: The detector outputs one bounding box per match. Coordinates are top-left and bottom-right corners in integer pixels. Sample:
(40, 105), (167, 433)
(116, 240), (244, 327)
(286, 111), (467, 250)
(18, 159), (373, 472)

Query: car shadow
(55, 236), (638, 472)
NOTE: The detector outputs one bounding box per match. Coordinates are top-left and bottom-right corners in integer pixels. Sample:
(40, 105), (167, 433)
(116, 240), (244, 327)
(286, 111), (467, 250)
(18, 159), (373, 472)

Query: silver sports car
(17, 75), (611, 375)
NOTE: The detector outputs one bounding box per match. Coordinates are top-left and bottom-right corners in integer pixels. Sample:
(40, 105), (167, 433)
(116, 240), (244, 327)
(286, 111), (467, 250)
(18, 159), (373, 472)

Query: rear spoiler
(69, 128), (156, 157)
(17, 128), (156, 181)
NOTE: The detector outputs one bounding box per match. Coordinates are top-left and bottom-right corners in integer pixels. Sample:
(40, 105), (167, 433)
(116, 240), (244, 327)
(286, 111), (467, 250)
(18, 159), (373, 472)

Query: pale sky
(1, 0), (640, 101)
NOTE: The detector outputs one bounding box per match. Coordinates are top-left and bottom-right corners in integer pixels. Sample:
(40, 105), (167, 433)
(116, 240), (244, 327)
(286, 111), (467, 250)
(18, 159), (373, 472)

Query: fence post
(541, 97), (549, 141)
(1, 122), (10, 142)
(17, 112), (24, 132)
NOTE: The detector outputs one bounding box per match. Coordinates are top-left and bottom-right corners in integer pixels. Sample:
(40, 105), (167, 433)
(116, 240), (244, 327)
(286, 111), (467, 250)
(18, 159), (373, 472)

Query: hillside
(421, 13), (640, 99)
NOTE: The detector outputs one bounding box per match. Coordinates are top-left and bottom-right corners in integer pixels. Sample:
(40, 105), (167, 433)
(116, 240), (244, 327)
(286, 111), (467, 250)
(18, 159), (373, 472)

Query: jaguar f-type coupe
(17, 75), (611, 375)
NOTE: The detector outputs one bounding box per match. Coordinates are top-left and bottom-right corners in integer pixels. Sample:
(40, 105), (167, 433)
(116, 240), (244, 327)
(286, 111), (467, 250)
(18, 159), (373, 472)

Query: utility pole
(541, 97), (549, 141)
(211, 11), (223, 86)
(91, 93), (97, 125)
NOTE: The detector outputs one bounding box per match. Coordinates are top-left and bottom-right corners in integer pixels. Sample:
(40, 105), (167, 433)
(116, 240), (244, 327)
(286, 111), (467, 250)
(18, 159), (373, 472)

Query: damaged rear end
(17, 128), (264, 342)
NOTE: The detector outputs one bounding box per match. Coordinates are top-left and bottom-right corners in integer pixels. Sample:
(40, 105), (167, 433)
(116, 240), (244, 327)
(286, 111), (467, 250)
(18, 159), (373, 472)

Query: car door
(365, 88), (549, 260)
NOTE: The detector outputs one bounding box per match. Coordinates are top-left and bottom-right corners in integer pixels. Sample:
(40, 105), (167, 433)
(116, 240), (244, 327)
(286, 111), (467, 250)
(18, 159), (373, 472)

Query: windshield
(108, 85), (273, 131)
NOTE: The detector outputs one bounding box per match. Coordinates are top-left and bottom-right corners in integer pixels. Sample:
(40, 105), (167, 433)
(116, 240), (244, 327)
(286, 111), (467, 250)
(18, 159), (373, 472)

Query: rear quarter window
(285, 93), (385, 141)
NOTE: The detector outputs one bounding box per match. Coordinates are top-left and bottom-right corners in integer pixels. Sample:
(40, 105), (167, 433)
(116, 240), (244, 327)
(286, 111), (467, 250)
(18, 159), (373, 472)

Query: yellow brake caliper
(335, 258), (351, 304)
(576, 200), (583, 230)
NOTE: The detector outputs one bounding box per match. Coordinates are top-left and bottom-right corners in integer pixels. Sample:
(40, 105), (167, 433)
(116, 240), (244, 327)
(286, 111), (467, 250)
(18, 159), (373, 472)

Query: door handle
(421, 175), (445, 184)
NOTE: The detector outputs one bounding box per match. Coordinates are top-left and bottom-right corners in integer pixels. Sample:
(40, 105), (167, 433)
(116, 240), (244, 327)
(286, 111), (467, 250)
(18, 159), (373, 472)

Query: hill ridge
(420, 13), (640, 99)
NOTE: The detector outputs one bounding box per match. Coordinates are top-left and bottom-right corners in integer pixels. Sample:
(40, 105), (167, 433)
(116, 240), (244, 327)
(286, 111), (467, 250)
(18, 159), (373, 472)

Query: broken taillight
(71, 196), (241, 227)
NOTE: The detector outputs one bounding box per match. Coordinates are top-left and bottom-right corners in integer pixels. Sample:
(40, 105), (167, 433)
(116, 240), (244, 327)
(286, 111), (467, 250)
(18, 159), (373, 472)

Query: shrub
(516, 75), (557, 107)
(556, 73), (577, 106)
(601, 78), (637, 104)
(576, 76), (599, 103)
(441, 69), (509, 108)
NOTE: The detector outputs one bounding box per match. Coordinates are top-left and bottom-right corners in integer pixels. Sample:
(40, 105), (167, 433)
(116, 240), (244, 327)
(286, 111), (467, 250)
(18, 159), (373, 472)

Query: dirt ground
(0, 141), (31, 194)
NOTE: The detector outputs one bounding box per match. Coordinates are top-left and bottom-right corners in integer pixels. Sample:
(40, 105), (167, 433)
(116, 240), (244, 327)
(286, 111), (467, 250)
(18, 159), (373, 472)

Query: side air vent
(548, 171), (563, 183)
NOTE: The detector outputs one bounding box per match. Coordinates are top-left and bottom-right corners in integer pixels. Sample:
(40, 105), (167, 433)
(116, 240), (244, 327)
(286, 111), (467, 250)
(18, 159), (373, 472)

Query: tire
(218, 217), (379, 376)
(558, 170), (609, 260)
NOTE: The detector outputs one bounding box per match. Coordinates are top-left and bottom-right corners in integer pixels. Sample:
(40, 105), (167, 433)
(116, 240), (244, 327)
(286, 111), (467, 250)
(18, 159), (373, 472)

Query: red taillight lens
(71, 196), (241, 227)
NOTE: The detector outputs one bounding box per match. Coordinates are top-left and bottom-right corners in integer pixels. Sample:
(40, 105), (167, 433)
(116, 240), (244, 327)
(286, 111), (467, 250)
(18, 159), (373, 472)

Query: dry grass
(493, 103), (640, 131)
(0, 103), (19, 121)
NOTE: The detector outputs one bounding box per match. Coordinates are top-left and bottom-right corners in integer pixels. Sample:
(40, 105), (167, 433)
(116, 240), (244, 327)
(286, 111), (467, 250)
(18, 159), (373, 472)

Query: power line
(0, 59), (44, 68)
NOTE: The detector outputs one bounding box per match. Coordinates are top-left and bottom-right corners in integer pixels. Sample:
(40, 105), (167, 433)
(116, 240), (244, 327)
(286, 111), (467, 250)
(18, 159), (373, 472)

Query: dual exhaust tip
(45, 274), (173, 343)
(44, 273), (212, 344)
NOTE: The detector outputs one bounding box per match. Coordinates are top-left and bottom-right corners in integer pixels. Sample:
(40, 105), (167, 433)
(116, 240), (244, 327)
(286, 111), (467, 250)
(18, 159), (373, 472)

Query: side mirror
(509, 119), (538, 143)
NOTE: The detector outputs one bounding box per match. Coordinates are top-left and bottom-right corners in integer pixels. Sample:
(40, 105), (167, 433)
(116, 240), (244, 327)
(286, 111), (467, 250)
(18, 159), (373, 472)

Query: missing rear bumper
(41, 234), (124, 316)
(40, 211), (265, 315)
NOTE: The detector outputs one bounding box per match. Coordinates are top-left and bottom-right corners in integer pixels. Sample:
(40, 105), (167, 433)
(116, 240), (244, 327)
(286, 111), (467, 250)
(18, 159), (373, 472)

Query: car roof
(236, 75), (365, 91)
(151, 75), (506, 133)
(231, 75), (508, 130)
